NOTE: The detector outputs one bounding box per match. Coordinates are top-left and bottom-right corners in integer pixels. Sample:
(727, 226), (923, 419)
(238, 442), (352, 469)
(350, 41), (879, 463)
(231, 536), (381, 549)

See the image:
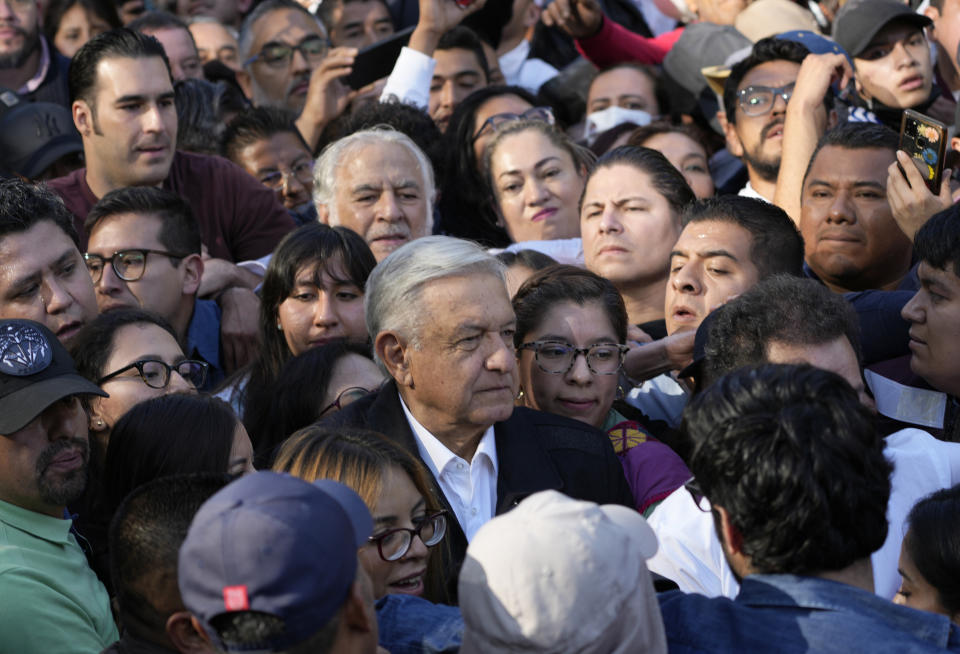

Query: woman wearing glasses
(512, 265), (689, 514)
(70, 308), (208, 463)
(273, 426), (462, 652)
(485, 120), (593, 245)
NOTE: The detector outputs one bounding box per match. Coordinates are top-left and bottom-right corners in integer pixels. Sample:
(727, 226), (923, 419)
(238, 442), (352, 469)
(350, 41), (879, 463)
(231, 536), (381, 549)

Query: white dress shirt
(399, 396), (498, 542)
(498, 40), (558, 95)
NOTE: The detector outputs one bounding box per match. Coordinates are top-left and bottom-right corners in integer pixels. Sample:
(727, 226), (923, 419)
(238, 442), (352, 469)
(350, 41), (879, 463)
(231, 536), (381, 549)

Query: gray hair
(187, 16), (239, 41)
(313, 125), (436, 233)
(365, 236), (506, 367)
(238, 0), (326, 62)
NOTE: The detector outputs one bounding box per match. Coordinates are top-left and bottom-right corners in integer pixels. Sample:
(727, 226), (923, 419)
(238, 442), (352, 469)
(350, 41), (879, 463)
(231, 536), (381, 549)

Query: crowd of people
(3, 0), (960, 651)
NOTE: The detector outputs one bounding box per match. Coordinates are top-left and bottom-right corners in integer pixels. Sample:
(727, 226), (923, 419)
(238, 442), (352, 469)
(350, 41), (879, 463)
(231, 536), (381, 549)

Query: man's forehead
(739, 59), (800, 90)
(341, 141), (426, 184)
(251, 8), (324, 48)
(919, 260), (960, 288)
(807, 146), (894, 185)
(675, 219), (753, 254)
(434, 48), (484, 76)
(338, 0), (390, 23)
(93, 56), (174, 98)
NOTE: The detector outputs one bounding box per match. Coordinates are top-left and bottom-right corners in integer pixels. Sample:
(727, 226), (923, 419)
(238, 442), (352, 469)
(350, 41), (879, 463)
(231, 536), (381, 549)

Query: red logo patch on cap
(223, 585), (249, 611)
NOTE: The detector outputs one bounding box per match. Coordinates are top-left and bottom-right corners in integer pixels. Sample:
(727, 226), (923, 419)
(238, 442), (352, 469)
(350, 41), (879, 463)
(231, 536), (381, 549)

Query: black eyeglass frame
(517, 340), (629, 376)
(243, 34), (331, 68)
(97, 358), (210, 389)
(736, 82), (796, 117)
(367, 510), (448, 562)
(83, 249), (188, 283)
(471, 105), (556, 143)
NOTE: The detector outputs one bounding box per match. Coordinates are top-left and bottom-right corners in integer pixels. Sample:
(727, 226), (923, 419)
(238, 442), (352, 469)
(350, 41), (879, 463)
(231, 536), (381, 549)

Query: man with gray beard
(0, 319), (119, 652)
(0, 0), (71, 106)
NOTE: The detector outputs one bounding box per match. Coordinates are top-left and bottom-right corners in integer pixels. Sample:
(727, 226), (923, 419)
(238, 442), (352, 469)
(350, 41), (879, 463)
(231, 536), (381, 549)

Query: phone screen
(899, 110), (947, 194)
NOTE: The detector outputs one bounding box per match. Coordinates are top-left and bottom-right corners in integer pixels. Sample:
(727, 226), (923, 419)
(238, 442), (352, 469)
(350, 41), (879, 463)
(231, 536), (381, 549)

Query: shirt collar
(18, 36), (50, 96)
(398, 394), (498, 476)
(0, 498), (72, 545)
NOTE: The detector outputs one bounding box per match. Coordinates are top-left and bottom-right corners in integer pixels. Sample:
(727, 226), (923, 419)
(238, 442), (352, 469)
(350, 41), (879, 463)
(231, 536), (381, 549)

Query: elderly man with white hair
(314, 127), (435, 261)
(321, 235), (634, 592)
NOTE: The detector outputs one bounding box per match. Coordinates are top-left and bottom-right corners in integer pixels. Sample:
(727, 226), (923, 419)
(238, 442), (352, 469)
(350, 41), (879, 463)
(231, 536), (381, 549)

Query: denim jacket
(658, 574), (960, 653)
(376, 594), (463, 654)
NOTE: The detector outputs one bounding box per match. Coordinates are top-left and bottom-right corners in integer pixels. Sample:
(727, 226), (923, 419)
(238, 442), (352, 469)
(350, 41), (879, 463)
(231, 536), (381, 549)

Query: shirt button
(471, 507), (478, 515)
(457, 462), (465, 470)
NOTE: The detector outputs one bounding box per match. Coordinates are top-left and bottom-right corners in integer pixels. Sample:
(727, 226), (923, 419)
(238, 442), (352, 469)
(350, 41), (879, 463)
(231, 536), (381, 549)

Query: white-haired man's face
(318, 141), (432, 262)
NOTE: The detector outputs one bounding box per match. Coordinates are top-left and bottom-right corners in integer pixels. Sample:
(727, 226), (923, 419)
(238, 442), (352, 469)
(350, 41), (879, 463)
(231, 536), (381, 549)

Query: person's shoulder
(45, 166), (85, 193)
(505, 407), (613, 455)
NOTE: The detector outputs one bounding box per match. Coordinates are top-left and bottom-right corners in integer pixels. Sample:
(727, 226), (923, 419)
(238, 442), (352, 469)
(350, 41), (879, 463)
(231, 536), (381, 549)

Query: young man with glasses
(84, 187), (225, 390)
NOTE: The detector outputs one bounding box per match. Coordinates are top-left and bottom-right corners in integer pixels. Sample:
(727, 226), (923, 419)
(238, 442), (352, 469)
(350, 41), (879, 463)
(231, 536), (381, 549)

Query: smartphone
(342, 27), (414, 90)
(899, 109), (948, 194)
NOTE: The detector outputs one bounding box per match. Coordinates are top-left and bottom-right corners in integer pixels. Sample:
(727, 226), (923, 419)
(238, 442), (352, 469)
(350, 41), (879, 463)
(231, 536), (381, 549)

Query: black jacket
(321, 380), (635, 593)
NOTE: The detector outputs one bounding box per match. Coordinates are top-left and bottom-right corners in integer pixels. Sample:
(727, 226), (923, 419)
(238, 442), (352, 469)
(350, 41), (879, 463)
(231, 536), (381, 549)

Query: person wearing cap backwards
(178, 472), (381, 654)
(0, 179), (98, 346)
(833, 0), (954, 131)
(656, 364), (960, 653)
(0, 318), (118, 652)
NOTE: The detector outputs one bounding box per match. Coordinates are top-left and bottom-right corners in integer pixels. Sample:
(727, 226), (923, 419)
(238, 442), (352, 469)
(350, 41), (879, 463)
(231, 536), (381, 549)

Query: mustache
(36, 438), (89, 475)
(761, 119), (785, 142)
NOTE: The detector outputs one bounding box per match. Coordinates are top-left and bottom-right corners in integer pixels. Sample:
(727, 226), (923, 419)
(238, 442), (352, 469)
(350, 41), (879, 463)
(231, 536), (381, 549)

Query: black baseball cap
(832, 0), (931, 58)
(0, 320), (106, 434)
(0, 90), (83, 180)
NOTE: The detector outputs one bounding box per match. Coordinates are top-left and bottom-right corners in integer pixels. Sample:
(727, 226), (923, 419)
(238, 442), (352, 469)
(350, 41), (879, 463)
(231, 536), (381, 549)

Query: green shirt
(0, 499), (118, 653)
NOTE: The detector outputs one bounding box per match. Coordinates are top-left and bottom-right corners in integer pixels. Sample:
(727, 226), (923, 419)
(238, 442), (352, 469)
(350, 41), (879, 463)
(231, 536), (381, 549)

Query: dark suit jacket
(321, 380), (634, 595)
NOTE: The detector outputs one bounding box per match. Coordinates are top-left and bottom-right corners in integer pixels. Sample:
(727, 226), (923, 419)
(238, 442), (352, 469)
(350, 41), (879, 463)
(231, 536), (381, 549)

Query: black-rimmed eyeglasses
(518, 340), (628, 375)
(736, 82), (795, 117)
(318, 385), (377, 417)
(367, 511), (448, 562)
(472, 106), (555, 142)
(84, 249), (187, 283)
(244, 34), (330, 68)
(98, 359), (209, 389)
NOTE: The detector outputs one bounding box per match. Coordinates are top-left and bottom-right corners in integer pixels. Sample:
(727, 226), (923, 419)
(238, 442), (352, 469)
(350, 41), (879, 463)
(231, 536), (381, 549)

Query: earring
(276, 322), (283, 331)
(93, 418), (105, 429)
(516, 387), (525, 401)
(616, 384), (625, 400)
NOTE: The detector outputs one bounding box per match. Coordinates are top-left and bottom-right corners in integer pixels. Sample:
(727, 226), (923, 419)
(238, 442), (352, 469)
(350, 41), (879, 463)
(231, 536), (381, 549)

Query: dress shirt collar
(398, 394), (498, 478)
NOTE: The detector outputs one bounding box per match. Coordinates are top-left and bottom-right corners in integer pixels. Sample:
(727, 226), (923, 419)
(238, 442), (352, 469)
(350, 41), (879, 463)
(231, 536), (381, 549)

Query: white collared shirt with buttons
(400, 396), (498, 542)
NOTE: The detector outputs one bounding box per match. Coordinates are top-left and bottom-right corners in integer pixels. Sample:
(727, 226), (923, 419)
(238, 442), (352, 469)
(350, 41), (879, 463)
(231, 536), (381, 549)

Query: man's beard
(35, 438), (89, 507)
(741, 120), (784, 183)
(0, 25), (39, 70)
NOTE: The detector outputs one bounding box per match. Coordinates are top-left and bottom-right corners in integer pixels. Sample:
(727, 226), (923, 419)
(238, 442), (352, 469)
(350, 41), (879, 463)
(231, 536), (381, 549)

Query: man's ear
(950, 135), (960, 153)
(827, 107), (839, 130)
(342, 580), (376, 634)
(316, 203), (331, 225)
(854, 76), (869, 103)
(167, 612), (215, 654)
(722, 113), (744, 158)
(181, 254), (204, 296)
(923, 6), (941, 31)
(375, 331), (412, 388)
(524, 1), (540, 29)
(73, 99), (94, 136)
(715, 505), (744, 555)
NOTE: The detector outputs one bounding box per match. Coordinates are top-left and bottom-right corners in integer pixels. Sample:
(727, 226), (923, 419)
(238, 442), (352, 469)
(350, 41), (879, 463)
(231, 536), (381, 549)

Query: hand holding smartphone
(899, 109), (948, 195)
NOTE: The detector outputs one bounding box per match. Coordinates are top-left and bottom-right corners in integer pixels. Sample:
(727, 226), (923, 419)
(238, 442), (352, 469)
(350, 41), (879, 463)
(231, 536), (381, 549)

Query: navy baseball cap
(0, 319), (106, 434)
(832, 0), (931, 58)
(178, 472), (373, 653)
(0, 91), (82, 180)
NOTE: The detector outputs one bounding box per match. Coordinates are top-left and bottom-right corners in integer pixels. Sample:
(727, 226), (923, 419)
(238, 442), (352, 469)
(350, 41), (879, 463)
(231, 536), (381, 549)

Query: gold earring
(516, 388), (525, 401)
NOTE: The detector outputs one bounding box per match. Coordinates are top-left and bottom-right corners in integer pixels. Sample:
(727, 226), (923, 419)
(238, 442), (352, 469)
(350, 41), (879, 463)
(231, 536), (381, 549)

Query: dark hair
(210, 612), (339, 654)
(43, 0), (121, 50)
(222, 106), (308, 164)
(627, 120), (714, 158)
(494, 248), (557, 271)
(588, 145), (695, 215)
(319, 101), (442, 178)
(0, 179), (80, 247)
(109, 473), (231, 640)
(914, 204), (960, 278)
(723, 37), (814, 126)
(317, 0), (391, 33)
(127, 10), (194, 40)
(904, 484), (960, 615)
(69, 28), (172, 104)
(85, 186), (202, 256)
(243, 340), (376, 467)
(438, 85), (539, 248)
(99, 393), (241, 519)
(229, 224), (376, 411)
(681, 196), (804, 278)
(703, 276), (862, 388)
(683, 364), (892, 575)
(590, 63), (668, 116)
(174, 78), (229, 156)
(436, 25), (489, 85)
(802, 122), (899, 190)
(513, 264), (628, 345)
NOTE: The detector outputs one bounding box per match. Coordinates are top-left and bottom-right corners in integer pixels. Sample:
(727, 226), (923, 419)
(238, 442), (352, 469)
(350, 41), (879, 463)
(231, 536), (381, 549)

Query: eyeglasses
(318, 385), (377, 417)
(259, 159), (315, 190)
(518, 340), (628, 375)
(367, 511), (448, 562)
(472, 106), (556, 142)
(684, 477), (711, 512)
(84, 249), (187, 283)
(736, 82), (795, 116)
(244, 35), (330, 68)
(98, 359), (209, 389)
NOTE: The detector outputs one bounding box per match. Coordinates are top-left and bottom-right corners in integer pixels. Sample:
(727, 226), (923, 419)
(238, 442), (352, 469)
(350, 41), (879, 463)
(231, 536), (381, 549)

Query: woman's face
(517, 301), (622, 429)
(581, 164), (681, 288)
(276, 257), (367, 356)
(641, 131), (715, 199)
(359, 466), (432, 599)
(489, 129), (584, 243)
(54, 3), (112, 58)
(90, 323), (196, 438)
(318, 353), (385, 417)
(471, 94), (534, 167)
(228, 423), (256, 475)
(894, 533), (954, 621)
